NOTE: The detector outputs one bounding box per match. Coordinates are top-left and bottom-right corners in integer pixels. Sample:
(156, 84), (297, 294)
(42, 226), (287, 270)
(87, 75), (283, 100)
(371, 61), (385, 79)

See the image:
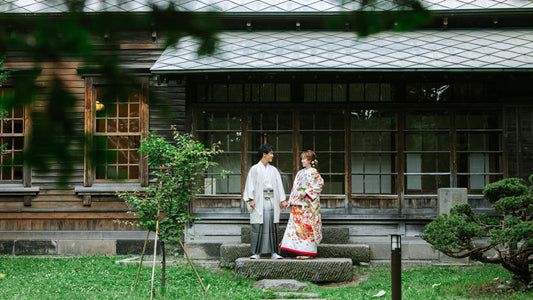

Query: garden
(0, 256), (532, 299)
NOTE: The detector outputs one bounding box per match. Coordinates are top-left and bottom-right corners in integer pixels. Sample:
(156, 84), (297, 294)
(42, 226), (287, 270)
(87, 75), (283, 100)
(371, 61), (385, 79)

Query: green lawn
(0, 256), (531, 299)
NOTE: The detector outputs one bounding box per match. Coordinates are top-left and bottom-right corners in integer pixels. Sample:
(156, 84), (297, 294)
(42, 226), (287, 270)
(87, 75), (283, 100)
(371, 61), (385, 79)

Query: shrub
(420, 176), (533, 290)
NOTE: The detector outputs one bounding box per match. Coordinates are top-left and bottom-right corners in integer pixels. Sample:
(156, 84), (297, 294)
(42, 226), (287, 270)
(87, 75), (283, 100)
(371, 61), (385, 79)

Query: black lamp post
(391, 234), (402, 300)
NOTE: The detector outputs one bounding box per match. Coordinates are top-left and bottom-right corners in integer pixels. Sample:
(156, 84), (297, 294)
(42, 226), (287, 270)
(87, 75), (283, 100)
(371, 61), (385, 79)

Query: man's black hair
(258, 143), (273, 160)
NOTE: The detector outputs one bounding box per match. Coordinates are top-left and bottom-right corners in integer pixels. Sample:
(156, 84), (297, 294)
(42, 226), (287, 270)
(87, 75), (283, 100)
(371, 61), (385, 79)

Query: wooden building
(1, 1), (532, 258)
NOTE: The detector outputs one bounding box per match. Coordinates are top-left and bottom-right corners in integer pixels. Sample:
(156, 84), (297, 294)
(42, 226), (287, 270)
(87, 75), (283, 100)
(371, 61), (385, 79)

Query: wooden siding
(149, 79), (187, 137)
(4, 61), (86, 190)
(0, 40), (168, 231)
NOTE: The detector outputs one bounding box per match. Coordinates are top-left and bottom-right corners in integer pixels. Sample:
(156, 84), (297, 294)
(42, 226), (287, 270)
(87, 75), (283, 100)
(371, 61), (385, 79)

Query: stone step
(220, 243), (370, 268)
(241, 226), (350, 244)
(235, 257), (353, 282)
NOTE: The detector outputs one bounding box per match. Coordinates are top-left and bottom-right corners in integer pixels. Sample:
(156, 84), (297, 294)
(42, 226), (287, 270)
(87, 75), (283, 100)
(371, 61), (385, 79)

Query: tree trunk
(502, 257), (531, 290)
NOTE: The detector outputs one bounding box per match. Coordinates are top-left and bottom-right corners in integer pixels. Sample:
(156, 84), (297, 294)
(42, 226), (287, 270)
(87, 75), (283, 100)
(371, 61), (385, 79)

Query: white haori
(243, 162), (286, 224)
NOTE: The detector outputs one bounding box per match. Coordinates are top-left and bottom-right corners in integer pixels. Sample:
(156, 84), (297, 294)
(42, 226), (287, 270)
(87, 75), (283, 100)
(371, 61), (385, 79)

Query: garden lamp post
(391, 234), (402, 300)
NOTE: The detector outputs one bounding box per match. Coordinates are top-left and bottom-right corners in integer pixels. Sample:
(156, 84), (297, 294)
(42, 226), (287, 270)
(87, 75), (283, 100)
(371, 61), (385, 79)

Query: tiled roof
(150, 30), (533, 73)
(1, 0), (533, 13)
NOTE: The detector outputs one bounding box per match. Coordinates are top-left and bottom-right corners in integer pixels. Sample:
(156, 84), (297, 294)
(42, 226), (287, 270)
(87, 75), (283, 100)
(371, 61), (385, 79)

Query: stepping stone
(275, 292), (321, 297)
(262, 299), (324, 300)
(235, 257), (353, 282)
(241, 227), (350, 244)
(254, 279), (308, 291)
(220, 243), (370, 267)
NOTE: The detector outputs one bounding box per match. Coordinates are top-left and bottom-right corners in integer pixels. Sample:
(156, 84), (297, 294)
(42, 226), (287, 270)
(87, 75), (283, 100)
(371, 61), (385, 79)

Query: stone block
(14, 240), (57, 255)
(220, 243), (250, 267)
(235, 257), (353, 282)
(253, 279), (309, 291)
(310, 244), (370, 263)
(221, 243), (369, 267)
(438, 188), (469, 264)
(58, 240), (84, 255)
(437, 254), (470, 265)
(438, 188), (467, 215)
(116, 240), (162, 255)
(84, 240), (116, 255)
(369, 243), (390, 260)
(0, 240), (14, 255)
(402, 243), (439, 260)
(183, 242), (221, 260)
(241, 226), (349, 244)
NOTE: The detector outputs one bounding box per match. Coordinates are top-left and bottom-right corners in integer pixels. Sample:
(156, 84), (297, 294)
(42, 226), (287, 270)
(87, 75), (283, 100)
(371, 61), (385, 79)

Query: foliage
(0, 1), (220, 183)
(332, 0), (431, 36)
(118, 130), (224, 248)
(0, 56), (9, 156)
(1, 256), (532, 299)
(0, 0), (429, 183)
(420, 176), (533, 289)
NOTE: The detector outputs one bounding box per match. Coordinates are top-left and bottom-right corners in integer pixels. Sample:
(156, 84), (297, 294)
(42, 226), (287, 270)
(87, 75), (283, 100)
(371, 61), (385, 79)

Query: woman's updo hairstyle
(301, 150), (318, 168)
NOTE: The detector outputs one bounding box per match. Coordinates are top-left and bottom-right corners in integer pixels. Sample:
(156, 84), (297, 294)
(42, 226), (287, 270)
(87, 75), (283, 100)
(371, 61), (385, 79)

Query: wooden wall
(0, 37), (179, 231)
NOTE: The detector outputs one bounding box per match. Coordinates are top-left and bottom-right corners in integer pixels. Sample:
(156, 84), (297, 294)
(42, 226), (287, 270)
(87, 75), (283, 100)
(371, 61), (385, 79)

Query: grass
(0, 256), (531, 299)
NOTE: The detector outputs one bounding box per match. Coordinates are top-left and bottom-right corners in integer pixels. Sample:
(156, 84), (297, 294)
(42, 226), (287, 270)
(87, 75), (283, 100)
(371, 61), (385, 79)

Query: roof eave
(151, 68), (533, 74)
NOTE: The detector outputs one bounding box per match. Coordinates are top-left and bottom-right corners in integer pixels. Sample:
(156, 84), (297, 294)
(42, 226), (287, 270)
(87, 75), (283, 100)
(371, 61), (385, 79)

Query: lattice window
(456, 111), (503, 193)
(196, 111), (243, 194)
(197, 83), (290, 102)
(351, 110), (397, 194)
(0, 88), (24, 182)
(299, 112), (345, 194)
(247, 112), (294, 193)
(94, 87), (142, 182)
(404, 111), (451, 194)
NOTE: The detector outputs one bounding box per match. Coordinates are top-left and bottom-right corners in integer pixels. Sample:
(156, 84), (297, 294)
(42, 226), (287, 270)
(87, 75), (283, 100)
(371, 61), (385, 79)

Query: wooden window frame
(350, 110), (398, 196)
(195, 110), (244, 195)
(189, 80), (506, 215)
(454, 110), (504, 193)
(84, 77), (149, 187)
(403, 110), (452, 195)
(0, 87), (32, 187)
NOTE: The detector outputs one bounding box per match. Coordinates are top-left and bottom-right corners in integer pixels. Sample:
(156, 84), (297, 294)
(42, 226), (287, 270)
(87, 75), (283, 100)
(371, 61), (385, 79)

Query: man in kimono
(243, 144), (287, 259)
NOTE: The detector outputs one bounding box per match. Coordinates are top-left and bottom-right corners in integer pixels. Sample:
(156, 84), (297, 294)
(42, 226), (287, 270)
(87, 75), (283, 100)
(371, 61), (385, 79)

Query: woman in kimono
(280, 150), (324, 259)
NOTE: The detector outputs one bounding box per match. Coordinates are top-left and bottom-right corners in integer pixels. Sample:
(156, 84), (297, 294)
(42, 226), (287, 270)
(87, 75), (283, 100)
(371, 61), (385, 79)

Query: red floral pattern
(280, 168), (324, 255)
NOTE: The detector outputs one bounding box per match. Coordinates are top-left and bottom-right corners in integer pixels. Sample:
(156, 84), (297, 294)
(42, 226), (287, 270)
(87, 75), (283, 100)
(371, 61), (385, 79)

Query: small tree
(421, 176), (533, 290)
(118, 129), (223, 290)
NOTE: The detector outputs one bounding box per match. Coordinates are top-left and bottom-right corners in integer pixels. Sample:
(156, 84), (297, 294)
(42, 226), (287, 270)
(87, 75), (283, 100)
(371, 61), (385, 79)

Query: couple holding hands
(243, 144), (324, 260)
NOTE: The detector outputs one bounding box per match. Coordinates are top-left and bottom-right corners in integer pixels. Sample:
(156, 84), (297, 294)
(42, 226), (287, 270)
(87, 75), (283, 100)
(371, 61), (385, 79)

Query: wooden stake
(149, 209), (160, 300)
(179, 240), (210, 293)
(133, 230), (150, 291)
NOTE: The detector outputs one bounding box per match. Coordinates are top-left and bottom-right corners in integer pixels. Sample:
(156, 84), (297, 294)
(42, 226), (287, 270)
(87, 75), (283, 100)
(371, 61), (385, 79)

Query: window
(404, 111), (450, 194)
(351, 110), (397, 194)
(248, 112), (294, 193)
(304, 83), (347, 102)
(0, 108), (24, 182)
(406, 82), (451, 103)
(196, 111), (242, 194)
(85, 79), (148, 186)
(197, 83), (290, 103)
(94, 88), (142, 181)
(191, 80), (504, 205)
(349, 83), (391, 102)
(456, 111), (503, 192)
(303, 83), (392, 103)
(0, 88), (25, 183)
(300, 112), (344, 194)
